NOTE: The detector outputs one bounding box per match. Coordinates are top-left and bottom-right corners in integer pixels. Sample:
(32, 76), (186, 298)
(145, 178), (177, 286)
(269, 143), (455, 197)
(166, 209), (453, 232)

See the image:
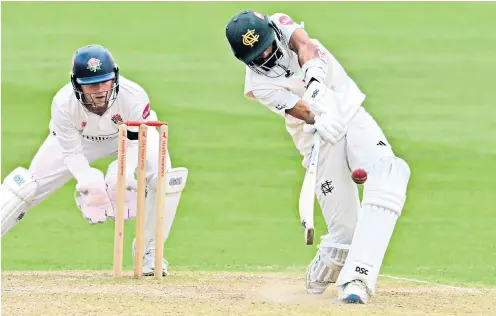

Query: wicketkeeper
(1, 44), (188, 276)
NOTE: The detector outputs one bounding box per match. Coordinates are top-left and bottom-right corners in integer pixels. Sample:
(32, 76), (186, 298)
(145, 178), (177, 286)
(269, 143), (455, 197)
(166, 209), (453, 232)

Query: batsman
(1, 44), (188, 276)
(225, 11), (411, 303)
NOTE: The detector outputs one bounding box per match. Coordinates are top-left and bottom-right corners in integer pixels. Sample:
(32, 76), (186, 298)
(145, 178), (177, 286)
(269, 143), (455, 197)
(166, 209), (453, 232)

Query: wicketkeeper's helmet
(70, 44), (119, 114)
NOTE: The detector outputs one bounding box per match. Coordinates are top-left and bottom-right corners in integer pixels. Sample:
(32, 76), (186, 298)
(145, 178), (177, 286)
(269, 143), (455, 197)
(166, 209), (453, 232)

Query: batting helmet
(225, 10), (292, 78)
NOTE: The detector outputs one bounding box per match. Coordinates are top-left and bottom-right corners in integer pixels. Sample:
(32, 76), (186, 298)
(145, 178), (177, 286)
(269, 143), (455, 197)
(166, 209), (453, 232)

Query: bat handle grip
(312, 132), (322, 145)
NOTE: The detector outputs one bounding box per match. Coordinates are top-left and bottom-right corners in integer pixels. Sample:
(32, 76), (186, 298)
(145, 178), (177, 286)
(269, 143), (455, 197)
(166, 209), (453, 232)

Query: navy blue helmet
(70, 44), (119, 115)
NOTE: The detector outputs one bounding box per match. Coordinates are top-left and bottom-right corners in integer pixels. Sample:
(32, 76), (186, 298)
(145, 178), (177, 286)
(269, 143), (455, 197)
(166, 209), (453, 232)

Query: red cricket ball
(352, 168), (367, 184)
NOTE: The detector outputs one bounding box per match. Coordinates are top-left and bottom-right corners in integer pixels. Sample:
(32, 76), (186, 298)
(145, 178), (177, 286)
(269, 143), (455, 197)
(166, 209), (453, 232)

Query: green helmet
(225, 10), (274, 64)
(225, 10), (292, 78)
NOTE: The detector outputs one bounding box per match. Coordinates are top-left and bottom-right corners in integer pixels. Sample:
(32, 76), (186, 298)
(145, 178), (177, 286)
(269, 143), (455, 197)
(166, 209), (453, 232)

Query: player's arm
(249, 89), (315, 124)
(290, 29), (328, 86)
(51, 100), (92, 182)
(285, 99), (315, 124)
(52, 101), (112, 223)
(250, 88), (342, 144)
(290, 29), (320, 68)
(270, 13), (328, 85)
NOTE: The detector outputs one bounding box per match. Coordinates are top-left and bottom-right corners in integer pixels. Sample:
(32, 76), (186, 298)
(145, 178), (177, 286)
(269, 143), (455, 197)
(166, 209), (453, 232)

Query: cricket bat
(298, 133), (322, 245)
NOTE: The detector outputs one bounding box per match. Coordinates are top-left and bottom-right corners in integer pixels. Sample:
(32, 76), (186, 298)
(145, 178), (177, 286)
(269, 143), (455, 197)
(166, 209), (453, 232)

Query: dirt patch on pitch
(2, 271), (495, 316)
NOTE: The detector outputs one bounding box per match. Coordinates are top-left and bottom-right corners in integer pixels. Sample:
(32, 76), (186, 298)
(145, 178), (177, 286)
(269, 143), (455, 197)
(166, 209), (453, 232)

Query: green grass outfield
(2, 2), (495, 286)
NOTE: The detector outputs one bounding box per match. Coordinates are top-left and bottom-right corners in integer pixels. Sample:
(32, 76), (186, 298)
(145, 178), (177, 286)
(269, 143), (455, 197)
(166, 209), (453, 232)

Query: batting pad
(337, 157), (411, 294)
(1, 167), (37, 237)
(144, 167), (188, 243)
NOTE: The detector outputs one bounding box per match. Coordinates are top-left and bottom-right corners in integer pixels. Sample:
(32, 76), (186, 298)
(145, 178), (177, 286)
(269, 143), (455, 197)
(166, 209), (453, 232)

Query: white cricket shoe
(132, 239), (168, 276)
(337, 280), (369, 304)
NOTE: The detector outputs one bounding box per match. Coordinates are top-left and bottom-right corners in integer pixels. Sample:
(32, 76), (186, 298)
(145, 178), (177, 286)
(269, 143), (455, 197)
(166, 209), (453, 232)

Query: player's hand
(313, 113), (346, 145)
(303, 123), (317, 134)
(304, 121), (337, 144)
(105, 177), (138, 220)
(74, 168), (112, 224)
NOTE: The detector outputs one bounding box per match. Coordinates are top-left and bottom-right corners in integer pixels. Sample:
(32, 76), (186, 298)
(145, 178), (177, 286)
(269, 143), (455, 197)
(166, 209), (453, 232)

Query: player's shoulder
(52, 82), (75, 107)
(269, 12), (302, 29)
(269, 12), (294, 23)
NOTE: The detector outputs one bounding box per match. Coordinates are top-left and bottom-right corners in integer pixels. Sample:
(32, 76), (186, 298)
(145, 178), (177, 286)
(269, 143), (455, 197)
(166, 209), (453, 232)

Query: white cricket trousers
(315, 106), (396, 244)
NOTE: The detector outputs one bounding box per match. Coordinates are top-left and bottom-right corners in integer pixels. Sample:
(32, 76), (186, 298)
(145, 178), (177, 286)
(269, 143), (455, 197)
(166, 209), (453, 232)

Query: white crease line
(379, 274), (484, 294)
(1, 271), (486, 295)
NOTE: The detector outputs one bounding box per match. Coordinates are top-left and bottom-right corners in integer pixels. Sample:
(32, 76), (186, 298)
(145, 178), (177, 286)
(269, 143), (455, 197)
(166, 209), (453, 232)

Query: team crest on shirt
(111, 113), (123, 125)
(81, 121), (87, 128)
(242, 29), (259, 47)
(87, 58), (102, 72)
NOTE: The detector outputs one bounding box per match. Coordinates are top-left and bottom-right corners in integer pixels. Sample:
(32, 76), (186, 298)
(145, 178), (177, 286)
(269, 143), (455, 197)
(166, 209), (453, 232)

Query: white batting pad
(337, 157), (411, 294)
(362, 157), (411, 215)
(144, 167), (188, 243)
(1, 167), (37, 237)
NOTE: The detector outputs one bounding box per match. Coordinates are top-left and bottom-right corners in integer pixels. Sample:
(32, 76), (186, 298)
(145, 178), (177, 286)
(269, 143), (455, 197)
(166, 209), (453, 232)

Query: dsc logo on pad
(355, 266), (369, 275)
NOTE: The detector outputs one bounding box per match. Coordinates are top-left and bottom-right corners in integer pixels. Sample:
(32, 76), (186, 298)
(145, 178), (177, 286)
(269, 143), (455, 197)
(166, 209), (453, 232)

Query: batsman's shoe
(132, 239), (168, 277)
(337, 280), (369, 304)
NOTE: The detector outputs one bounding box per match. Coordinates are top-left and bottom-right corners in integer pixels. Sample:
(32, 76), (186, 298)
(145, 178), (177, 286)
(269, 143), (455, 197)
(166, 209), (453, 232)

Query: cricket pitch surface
(2, 271), (495, 316)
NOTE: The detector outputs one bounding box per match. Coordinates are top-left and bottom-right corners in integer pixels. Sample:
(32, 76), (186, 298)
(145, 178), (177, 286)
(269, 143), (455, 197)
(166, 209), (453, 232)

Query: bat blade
(299, 171), (316, 245)
(298, 133), (321, 245)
